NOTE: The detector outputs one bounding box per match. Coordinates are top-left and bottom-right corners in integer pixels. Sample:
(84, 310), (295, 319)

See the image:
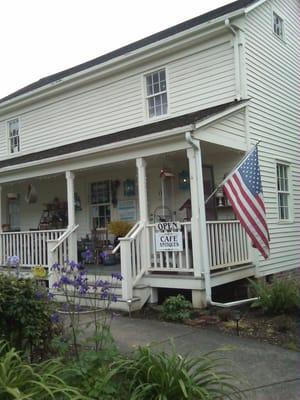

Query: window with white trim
(90, 181), (111, 229)
(273, 12), (284, 39)
(8, 118), (20, 154)
(276, 163), (290, 220)
(145, 69), (168, 118)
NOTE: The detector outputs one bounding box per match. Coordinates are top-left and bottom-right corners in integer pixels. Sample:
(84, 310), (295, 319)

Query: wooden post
(47, 240), (58, 291)
(136, 158), (150, 268)
(120, 238), (133, 300)
(187, 148), (202, 277)
(65, 171), (77, 262)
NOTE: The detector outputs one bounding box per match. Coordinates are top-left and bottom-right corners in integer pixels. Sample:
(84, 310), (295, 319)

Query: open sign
(155, 222), (183, 252)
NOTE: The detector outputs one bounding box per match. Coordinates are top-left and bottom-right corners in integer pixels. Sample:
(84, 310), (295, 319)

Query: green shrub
(249, 278), (300, 315)
(0, 340), (85, 399)
(162, 294), (193, 321)
(114, 345), (245, 400)
(0, 275), (59, 358)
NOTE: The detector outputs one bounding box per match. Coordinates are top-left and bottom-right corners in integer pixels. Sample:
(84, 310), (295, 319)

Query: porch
(0, 142), (254, 307)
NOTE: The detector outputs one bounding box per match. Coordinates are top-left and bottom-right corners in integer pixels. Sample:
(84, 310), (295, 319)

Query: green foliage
(0, 340), (85, 400)
(114, 345), (245, 400)
(249, 278), (300, 315)
(0, 275), (59, 358)
(162, 294), (193, 321)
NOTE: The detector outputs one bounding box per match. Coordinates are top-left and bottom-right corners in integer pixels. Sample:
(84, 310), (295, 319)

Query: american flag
(223, 145), (270, 259)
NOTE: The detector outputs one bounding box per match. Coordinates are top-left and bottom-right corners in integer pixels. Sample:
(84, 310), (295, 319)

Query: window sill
(277, 219), (295, 225)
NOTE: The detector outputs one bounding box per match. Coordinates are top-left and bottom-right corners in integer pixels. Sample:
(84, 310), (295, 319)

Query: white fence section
(0, 229), (66, 267)
(206, 221), (250, 270)
(147, 222), (193, 272)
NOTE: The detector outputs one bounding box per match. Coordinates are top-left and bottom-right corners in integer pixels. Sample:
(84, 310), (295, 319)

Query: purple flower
(50, 313), (60, 323)
(112, 294), (118, 302)
(82, 249), (93, 263)
(48, 292), (55, 300)
(7, 256), (20, 268)
(112, 272), (123, 281)
(59, 275), (72, 285)
(51, 262), (61, 271)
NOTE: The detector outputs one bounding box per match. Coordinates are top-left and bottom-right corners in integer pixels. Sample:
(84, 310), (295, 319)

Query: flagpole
(205, 140), (261, 205)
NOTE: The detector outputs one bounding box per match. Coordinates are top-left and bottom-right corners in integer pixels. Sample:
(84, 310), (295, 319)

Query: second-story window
(8, 118), (20, 154)
(145, 69), (168, 118)
(273, 12), (284, 40)
(276, 163), (291, 221)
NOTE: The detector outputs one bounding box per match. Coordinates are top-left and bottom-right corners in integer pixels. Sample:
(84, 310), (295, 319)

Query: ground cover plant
(249, 278), (300, 314)
(162, 294), (193, 321)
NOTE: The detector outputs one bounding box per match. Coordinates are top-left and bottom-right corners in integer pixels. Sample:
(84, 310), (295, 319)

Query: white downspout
(185, 132), (258, 308)
(225, 18), (241, 101)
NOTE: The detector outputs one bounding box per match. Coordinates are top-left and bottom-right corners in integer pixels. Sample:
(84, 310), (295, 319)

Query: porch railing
(119, 222), (145, 300)
(0, 229), (66, 267)
(206, 221), (250, 270)
(147, 222), (193, 272)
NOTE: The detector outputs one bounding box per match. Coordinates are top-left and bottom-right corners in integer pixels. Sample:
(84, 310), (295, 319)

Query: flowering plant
(50, 251), (122, 359)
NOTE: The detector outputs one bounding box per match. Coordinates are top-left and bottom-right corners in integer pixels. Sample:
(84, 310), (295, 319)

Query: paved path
(80, 314), (300, 399)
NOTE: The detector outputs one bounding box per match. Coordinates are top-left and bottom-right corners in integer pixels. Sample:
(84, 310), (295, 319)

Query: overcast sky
(0, 0), (234, 99)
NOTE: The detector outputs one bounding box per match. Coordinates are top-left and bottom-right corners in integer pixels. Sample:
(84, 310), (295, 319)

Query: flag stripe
(225, 180), (269, 249)
(223, 184), (268, 258)
(221, 145), (270, 259)
(232, 174), (269, 238)
(234, 171), (266, 219)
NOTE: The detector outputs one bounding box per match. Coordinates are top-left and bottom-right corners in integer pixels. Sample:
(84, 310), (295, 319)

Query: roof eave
(0, 7), (248, 113)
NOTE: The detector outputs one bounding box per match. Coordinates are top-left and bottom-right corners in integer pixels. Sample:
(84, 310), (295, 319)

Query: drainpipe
(225, 18), (241, 101)
(185, 131), (258, 308)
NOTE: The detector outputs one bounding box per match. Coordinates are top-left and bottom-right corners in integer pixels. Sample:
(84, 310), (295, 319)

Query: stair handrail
(51, 224), (79, 252)
(112, 221), (142, 254)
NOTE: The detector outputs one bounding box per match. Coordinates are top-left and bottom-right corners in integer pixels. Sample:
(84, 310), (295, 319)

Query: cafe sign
(155, 222), (183, 252)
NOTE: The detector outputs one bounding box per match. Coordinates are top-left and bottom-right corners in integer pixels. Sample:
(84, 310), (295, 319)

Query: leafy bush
(107, 220), (132, 237)
(249, 278), (300, 314)
(162, 294), (193, 321)
(114, 345), (245, 400)
(0, 275), (59, 358)
(0, 340), (84, 399)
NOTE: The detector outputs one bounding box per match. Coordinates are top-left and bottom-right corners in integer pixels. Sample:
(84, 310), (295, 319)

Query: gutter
(185, 131), (258, 308)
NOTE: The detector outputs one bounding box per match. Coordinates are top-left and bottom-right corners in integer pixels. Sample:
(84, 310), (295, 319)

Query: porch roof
(0, 100), (247, 170)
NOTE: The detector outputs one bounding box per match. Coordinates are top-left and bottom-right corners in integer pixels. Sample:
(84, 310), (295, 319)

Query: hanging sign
(155, 222), (183, 252)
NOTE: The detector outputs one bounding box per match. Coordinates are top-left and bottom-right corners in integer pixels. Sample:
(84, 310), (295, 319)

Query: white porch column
(65, 171), (77, 262)
(187, 141), (210, 304)
(187, 149), (202, 278)
(66, 171), (75, 228)
(136, 158), (151, 268)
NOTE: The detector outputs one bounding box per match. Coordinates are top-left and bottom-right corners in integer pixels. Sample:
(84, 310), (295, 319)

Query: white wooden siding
(0, 34), (235, 160)
(245, 0), (300, 275)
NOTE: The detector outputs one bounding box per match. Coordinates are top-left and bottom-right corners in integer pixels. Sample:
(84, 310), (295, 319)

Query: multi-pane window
(8, 119), (20, 154)
(145, 69), (168, 118)
(273, 12), (284, 39)
(90, 181), (111, 228)
(276, 164), (290, 220)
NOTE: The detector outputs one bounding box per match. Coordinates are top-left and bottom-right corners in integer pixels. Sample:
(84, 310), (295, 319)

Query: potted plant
(107, 221), (133, 246)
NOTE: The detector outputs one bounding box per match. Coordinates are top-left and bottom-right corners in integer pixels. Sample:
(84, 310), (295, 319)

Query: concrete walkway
(81, 314), (300, 399)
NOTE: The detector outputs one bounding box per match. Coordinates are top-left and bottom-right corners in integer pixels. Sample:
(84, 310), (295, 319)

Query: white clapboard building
(0, 0), (299, 309)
